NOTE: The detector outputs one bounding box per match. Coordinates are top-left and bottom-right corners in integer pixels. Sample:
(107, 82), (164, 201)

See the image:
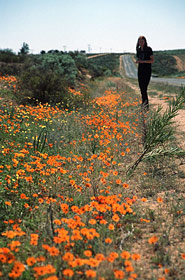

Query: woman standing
(136, 36), (154, 109)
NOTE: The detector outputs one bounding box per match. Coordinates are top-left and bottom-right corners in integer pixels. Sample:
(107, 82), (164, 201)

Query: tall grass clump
(127, 88), (185, 175)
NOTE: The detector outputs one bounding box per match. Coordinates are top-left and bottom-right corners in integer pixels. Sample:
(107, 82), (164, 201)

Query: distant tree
(48, 50), (55, 54)
(19, 42), (29, 55)
(40, 50), (46, 55)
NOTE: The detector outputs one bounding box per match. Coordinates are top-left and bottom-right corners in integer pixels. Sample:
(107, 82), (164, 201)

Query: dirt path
(87, 53), (108, 59)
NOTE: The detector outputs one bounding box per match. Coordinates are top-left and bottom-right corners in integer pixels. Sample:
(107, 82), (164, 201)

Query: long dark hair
(136, 36), (148, 52)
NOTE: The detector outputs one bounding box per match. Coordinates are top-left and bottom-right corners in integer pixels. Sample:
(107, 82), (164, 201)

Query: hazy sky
(0, 0), (185, 54)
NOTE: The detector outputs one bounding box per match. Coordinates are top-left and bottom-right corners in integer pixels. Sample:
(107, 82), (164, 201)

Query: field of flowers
(0, 75), (184, 280)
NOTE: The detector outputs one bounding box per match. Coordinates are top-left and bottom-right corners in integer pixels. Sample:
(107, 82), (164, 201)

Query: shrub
(18, 53), (78, 105)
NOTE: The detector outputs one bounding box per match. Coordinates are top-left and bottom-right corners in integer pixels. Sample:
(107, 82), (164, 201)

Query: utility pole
(88, 44), (91, 53)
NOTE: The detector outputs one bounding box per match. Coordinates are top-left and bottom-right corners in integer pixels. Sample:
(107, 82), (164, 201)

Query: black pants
(138, 69), (151, 107)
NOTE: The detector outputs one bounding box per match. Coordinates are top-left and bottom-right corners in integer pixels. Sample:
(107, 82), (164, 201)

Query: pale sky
(0, 0), (185, 54)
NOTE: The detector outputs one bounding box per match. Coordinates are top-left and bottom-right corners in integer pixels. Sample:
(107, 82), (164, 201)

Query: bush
(18, 53), (78, 105)
(0, 62), (22, 75)
(18, 67), (68, 105)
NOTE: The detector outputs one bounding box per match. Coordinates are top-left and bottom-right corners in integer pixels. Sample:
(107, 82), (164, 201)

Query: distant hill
(152, 49), (185, 77)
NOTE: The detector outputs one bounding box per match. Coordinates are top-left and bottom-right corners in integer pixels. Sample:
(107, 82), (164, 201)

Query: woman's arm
(136, 55), (154, 64)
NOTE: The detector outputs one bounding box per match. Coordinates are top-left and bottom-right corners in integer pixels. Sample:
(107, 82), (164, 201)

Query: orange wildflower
(26, 257), (36, 266)
(105, 238), (112, 244)
(116, 179), (122, 184)
(89, 219), (97, 225)
(148, 236), (158, 244)
(140, 218), (150, 223)
(9, 261), (25, 278)
(130, 273), (138, 279)
(95, 253), (105, 261)
(38, 198), (44, 204)
(60, 203), (69, 214)
(85, 269), (96, 278)
(62, 252), (74, 262)
(157, 197), (163, 203)
(0, 254), (7, 263)
(34, 264), (56, 276)
(2, 231), (16, 239)
(5, 201), (12, 206)
(8, 240), (21, 251)
(121, 251), (130, 259)
(131, 253), (141, 261)
(112, 214), (120, 222)
(42, 244), (60, 256)
(30, 233), (39, 245)
(84, 250), (92, 257)
(63, 269), (74, 277)
(43, 276), (58, 280)
(181, 253), (185, 259)
(20, 193), (29, 199)
(125, 265), (134, 272)
(114, 270), (125, 279)
(108, 223), (115, 230)
(107, 252), (119, 262)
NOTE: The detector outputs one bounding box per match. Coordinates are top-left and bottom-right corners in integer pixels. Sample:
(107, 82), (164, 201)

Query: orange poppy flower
(112, 214), (120, 222)
(105, 238), (112, 244)
(131, 253), (141, 261)
(85, 269), (96, 278)
(63, 269), (74, 277)
(26, 257), (36, 266)
(157, 197), (163, 203)
(108, 223), (115, 230)
(114, 270), (125, 279)
(5, 201), (11, 206)
(148, 236), (158, 244)
(121, 251), (130, 259)
(84, 250), (92, 257)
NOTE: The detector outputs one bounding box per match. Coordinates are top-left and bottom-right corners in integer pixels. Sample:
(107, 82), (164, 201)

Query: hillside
(152, 49), (185, 77)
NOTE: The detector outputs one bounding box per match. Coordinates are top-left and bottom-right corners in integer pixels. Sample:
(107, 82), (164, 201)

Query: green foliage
(0, 49), (16, 63)
(0, 49), (26, 75)
(152, 53), (177, 76)
(87, 54), (120, 78)
(40, 53), (78, 85)
(0, 62), (22, 75)
(18, 53), (79, 104)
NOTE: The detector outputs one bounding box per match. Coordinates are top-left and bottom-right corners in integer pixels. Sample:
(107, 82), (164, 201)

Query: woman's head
(136, 36), (148, 51)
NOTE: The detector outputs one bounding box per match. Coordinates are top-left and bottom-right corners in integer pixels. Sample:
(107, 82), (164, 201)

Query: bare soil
(173, 55), (185, 72)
